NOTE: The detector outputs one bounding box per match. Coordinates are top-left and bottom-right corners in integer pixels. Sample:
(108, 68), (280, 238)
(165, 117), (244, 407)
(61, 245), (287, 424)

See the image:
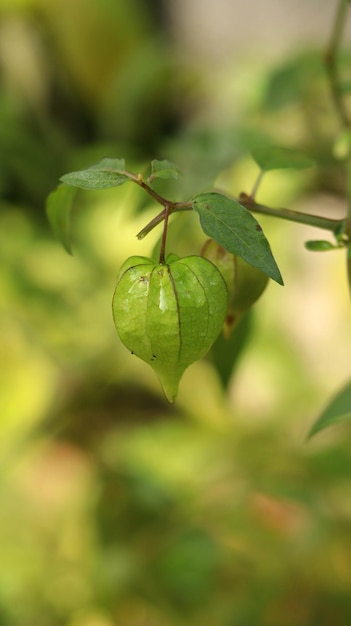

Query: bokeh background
(1, 1), (351, 624)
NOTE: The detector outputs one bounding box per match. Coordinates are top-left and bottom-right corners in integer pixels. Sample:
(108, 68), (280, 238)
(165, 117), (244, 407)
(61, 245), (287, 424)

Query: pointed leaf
(252, 145), (314, 171)
(308, 380), (351, 438)
(46, 183), (77, 254)
(148, 159), (181, 182)
(193, 192), (283, 285)
(60, 158), (131, 190)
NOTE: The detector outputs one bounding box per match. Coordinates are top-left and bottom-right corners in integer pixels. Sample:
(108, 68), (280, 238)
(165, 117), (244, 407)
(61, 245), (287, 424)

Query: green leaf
(46, 183), (77, 254)
(251, 145), (314, 171)
(262, 52), (323, 112)
(148, 159), (181, 182)
(305, 240), (338, 251)
(308, 380), (351, 438)
(193, 192), (283, 285)
(60, 158), (131, 190)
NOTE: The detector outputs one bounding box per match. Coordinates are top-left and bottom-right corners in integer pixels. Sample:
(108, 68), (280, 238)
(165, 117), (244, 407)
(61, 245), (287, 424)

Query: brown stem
(133, 178), (170, 206)
(136, 202), (193, 240)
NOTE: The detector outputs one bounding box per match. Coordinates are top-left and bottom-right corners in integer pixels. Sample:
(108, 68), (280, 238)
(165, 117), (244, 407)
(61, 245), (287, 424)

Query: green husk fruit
(112, 254), (228, 402)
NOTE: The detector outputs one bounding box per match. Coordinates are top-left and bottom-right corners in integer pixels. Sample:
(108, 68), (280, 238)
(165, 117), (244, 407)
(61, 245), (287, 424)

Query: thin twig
(132, 178), (170, 206)
(250, 168), (266, 200)
(136, 203), (193, 239)
(239, 192), (346, 235)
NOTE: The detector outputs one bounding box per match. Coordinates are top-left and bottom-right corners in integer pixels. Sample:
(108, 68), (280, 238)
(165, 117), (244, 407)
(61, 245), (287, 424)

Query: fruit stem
(159, 203), (171, 264)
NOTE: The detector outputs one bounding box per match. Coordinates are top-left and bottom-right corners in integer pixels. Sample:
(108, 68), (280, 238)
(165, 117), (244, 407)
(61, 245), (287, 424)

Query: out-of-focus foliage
(308, 379), (351, 437)
(1, 0), (351, 624)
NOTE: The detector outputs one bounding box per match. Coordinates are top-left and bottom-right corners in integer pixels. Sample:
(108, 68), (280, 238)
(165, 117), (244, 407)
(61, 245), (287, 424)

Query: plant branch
(137, 189), (345, 241)
(325, 0), (351, 128)
(132, 166), (347, 245)
(131, 175), (170, 206)
(136, 202), (193, 240)
(239, 192), (346, 235)
(250, 168), (266, 200)
(324, 0), (351, 296)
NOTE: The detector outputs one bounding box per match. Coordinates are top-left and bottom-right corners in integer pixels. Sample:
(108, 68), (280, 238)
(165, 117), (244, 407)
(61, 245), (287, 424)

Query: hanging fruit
(201, 239), (269, 337)
(112, 254), (228, 402)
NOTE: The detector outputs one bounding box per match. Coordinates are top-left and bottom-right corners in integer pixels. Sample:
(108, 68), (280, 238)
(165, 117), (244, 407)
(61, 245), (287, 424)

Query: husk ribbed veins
(113, 255), (227, 402)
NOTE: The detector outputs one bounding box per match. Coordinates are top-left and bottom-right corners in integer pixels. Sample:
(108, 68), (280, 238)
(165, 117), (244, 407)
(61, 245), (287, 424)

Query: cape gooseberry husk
(112, 254), (228, 402)
(201, 239), (269, 338)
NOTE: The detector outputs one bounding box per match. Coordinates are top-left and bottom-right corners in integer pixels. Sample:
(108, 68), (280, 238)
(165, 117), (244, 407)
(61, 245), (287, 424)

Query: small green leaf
(46, 183), (77, 254)
(148, 159), (181, 182)
(305, 240), (338, 251)
(193, 192), (283, 285)
(308, 380), (351, 438)
(251, 145), (314, 171)
(60, 158), (131, 190)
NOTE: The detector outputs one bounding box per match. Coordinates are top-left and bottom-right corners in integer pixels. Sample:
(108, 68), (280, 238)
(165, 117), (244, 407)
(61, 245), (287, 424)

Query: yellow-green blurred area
(1, 0), (351, 624)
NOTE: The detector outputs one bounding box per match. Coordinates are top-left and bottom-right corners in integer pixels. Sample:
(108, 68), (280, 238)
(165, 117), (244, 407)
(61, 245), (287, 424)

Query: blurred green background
(1, 1), (351, 624)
